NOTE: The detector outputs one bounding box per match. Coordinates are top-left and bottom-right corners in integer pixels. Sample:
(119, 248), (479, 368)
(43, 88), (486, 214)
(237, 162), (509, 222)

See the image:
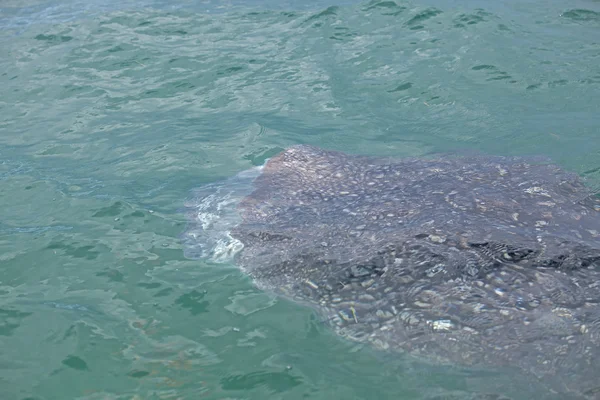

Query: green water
(1, 0), (599, 399)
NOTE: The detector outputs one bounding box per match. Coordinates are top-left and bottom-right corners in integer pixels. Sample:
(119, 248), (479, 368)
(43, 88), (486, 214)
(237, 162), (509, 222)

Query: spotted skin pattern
(196, 145), (600, 399)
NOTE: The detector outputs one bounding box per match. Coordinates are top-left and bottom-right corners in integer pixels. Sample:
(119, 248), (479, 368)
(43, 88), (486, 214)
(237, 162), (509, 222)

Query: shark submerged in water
(183, 145), (600, 399)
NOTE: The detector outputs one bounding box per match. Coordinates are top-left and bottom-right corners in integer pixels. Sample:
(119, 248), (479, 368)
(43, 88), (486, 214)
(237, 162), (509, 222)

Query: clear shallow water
(0, 0), (599, 399)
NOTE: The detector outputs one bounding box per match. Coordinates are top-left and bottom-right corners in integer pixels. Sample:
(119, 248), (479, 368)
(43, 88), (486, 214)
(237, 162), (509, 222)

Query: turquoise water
(1, 0), (599, 399)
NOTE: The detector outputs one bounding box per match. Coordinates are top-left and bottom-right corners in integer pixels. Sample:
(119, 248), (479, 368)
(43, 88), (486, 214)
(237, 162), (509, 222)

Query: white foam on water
(182, 166), (263, 262)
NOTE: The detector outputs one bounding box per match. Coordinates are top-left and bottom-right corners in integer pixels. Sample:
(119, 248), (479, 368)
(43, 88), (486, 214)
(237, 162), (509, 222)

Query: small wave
(181, 166), (263, 263)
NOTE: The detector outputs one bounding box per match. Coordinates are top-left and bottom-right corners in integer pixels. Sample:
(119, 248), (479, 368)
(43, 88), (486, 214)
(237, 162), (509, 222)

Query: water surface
(1, 0), (599, 398)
